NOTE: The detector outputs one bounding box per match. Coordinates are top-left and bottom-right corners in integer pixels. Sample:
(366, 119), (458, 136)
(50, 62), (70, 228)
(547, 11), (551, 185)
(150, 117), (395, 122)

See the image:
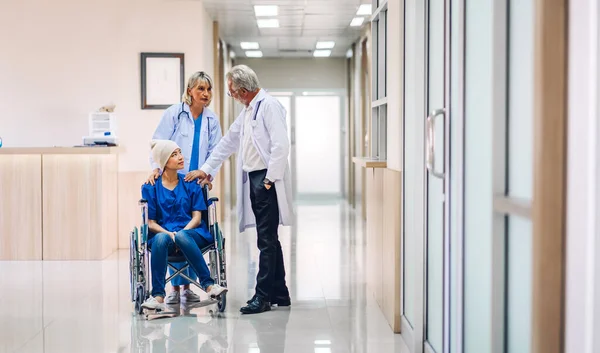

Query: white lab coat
(200, 89), (294, 233)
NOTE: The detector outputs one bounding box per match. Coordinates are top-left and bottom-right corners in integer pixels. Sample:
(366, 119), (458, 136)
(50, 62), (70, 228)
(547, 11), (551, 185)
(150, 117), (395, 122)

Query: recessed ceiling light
(230, 51), (236, 58)
(350, 17), (365, 27)
(254, 5), (278, 17)
(240, 42), (260, 50)
(356, 4), (372, 16)
(257, 19), (279, 28)
(313, 50), (331, 57)
(316, 41), (335, 49)
(346, 49), (353, 58)
(245, 50), (263, 58)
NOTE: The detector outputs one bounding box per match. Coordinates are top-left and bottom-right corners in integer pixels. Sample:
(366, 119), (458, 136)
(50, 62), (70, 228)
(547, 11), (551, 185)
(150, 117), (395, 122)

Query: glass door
(424, 0), (450, 352)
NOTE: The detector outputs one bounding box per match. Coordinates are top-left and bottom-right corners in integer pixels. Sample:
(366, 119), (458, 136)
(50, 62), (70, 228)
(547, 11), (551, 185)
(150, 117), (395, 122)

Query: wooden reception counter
(0, 147), (120, 260)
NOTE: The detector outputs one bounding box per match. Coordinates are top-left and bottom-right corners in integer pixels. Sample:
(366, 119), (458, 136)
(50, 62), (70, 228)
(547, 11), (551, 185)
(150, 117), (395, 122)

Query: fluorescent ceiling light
(350, 17), (365, 27)
(240, 42), (260, 50)
(316, 41), (335, 49)
(301, 91), (336, 96)
(254, 5), (278, 17)
(257, 19), (279, 28)
(245, 50), (263, 58)
(313, 50), (332, 57)
(356, 4), (372, 16)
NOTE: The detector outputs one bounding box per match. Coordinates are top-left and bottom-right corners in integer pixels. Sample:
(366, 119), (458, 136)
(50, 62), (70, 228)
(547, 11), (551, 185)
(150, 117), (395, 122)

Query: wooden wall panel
(382, 169), (402, 332)
(532, 0), (567, 351)
(366, 168), (384, 308)
(43, 155), (118, 260)
(0, 155), (42, 260)
(365, 167), (403, 332)
(117, 172), (147, 249)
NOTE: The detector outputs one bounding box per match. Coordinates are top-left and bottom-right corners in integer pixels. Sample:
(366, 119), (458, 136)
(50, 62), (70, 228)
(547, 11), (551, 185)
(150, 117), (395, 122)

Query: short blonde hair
(181, 71), (213, 106)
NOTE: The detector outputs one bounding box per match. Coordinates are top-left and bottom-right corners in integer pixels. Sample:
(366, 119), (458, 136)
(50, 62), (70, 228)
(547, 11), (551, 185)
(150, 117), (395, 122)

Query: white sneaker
(207, 284), (228, 298)
(165, 291), (180, 304)
(182, 289), (202, 303)
(141, 296), (167, 311)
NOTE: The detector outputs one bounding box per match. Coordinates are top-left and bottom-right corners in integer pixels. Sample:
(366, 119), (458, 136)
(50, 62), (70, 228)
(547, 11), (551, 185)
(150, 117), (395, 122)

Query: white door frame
(269, 89), (346, 201)
(565, 1), (600, 352)
(400, 0), (427, 351)
(423, 0), (452, 351)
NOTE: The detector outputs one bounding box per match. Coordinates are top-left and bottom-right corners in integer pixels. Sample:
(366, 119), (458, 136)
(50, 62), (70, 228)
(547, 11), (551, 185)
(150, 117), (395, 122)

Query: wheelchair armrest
(209, 197), (219, 203)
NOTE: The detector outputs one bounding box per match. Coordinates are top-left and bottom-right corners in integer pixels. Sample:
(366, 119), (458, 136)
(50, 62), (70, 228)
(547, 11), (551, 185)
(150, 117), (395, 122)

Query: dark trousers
(249, 169), (290, 301)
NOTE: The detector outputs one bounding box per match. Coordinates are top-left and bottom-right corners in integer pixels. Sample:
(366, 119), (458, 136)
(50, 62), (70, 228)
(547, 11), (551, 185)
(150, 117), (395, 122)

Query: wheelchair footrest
(144, 308), (178, 321)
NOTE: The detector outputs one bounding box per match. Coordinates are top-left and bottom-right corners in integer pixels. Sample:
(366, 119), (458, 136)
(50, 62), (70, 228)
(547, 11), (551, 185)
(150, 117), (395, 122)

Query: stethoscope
(242, 99), (264, 184)
(175, 102), (211, 137)
(250, 100), (263, 127)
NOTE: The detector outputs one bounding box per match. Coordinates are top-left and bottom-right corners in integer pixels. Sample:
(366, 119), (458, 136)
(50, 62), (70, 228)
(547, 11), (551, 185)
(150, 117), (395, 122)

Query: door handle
(426, 108), (445, 179)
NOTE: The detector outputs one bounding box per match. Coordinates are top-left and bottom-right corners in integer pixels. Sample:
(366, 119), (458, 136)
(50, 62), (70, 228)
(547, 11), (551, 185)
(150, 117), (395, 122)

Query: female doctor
(147, 71), (222, 305)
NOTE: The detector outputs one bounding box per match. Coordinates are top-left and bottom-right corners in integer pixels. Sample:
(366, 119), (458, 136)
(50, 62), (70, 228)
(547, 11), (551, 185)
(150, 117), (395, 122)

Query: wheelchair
(129, 184), (227, 318)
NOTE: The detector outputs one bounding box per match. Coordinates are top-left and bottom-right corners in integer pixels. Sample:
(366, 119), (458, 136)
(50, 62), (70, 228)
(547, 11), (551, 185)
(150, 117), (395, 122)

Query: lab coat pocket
(251, 120), (268, 143)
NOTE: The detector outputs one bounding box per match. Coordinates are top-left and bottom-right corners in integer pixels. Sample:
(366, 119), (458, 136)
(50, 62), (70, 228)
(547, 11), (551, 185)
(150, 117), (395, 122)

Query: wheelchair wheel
(135, 286), (146, 315)
(129, 240), (136, 302)
(217, 293), (226, 312)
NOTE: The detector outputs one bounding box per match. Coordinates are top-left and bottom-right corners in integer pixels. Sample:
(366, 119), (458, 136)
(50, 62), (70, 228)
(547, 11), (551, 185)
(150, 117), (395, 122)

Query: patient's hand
(184, 170), (203, 182)
(145, 168), (160, 185)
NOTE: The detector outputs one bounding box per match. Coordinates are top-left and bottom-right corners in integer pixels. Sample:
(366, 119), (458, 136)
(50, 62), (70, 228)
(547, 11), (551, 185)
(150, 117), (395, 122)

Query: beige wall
(234, 58), (347, 90)
(0, 0), (215, 173)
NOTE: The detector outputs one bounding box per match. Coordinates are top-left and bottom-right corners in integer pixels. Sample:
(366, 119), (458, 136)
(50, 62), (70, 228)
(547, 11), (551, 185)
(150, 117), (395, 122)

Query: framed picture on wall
(140, 53), (185, 109)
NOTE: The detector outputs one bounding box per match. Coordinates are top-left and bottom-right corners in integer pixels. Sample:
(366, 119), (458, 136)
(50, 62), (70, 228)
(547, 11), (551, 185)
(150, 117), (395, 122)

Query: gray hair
(181, 71), (213, 105)
(226, 65), (260, 92)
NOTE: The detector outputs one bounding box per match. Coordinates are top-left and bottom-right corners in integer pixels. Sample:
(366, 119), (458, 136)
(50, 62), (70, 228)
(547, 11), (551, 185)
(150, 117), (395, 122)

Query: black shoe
(247, 294), (290, 307)
(271, 296), (291, 307)
(240, 296), (271, 314)
(246, 294), (257, 305)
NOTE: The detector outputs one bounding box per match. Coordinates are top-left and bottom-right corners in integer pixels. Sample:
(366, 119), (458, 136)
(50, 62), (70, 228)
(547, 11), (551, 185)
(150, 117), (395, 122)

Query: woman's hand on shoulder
(145, 169), (161, 185)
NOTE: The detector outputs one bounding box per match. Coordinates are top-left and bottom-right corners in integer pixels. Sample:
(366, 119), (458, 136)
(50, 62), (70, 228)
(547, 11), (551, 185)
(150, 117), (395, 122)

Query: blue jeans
(148, 230), (213, 298)
(174, 230), (214, 290)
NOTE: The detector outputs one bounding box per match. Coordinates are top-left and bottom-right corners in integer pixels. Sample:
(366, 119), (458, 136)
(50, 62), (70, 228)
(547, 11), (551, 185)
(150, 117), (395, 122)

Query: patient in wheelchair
(140, 139), (227, 311)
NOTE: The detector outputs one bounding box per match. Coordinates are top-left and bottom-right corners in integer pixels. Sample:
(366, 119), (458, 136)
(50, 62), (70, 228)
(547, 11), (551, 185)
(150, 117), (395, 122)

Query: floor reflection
(2, 200), (408, 353)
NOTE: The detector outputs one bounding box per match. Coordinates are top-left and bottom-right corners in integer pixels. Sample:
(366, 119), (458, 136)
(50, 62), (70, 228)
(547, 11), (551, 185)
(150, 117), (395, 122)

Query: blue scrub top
(189, 113), (203, 171)
(141, 174), (212, 242)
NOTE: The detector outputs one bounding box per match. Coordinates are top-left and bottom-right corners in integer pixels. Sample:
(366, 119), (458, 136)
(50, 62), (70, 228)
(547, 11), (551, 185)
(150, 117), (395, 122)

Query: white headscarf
(150, 139), (180, 170)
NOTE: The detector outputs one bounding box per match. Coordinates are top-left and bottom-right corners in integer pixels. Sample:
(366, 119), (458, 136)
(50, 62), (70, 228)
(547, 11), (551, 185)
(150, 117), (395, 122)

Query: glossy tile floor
(1, 200), (409, 353)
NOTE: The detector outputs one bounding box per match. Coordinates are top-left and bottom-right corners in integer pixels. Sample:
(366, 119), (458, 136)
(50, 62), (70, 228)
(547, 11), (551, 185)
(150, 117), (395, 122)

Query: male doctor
(197, 65), (294, 314)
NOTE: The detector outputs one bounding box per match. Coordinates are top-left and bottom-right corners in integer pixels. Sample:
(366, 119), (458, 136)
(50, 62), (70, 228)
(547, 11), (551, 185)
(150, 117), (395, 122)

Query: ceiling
(201, 0), (370, 58)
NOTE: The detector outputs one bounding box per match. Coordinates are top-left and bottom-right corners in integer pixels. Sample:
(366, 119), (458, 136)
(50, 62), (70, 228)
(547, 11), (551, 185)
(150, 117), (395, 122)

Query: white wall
(566, 0), (600, 352)
(234, 58), (347, 90)
(0, 0), (214, 172)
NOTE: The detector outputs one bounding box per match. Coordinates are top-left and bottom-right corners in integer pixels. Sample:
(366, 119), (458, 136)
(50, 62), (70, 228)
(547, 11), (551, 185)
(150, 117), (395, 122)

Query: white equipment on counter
(83, 112), (118, 146)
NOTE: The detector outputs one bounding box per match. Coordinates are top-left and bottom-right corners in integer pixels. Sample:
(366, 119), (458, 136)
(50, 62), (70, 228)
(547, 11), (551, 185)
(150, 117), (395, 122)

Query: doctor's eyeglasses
(227, 87), (243, 97)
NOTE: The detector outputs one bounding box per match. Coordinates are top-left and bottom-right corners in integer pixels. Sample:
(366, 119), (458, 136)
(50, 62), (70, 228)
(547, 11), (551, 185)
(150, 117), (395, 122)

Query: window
(371, 0), (388, 159)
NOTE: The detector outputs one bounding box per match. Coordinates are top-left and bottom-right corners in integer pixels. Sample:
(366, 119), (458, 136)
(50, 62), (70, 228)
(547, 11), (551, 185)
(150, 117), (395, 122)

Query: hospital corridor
(0, 0), (599, 353)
